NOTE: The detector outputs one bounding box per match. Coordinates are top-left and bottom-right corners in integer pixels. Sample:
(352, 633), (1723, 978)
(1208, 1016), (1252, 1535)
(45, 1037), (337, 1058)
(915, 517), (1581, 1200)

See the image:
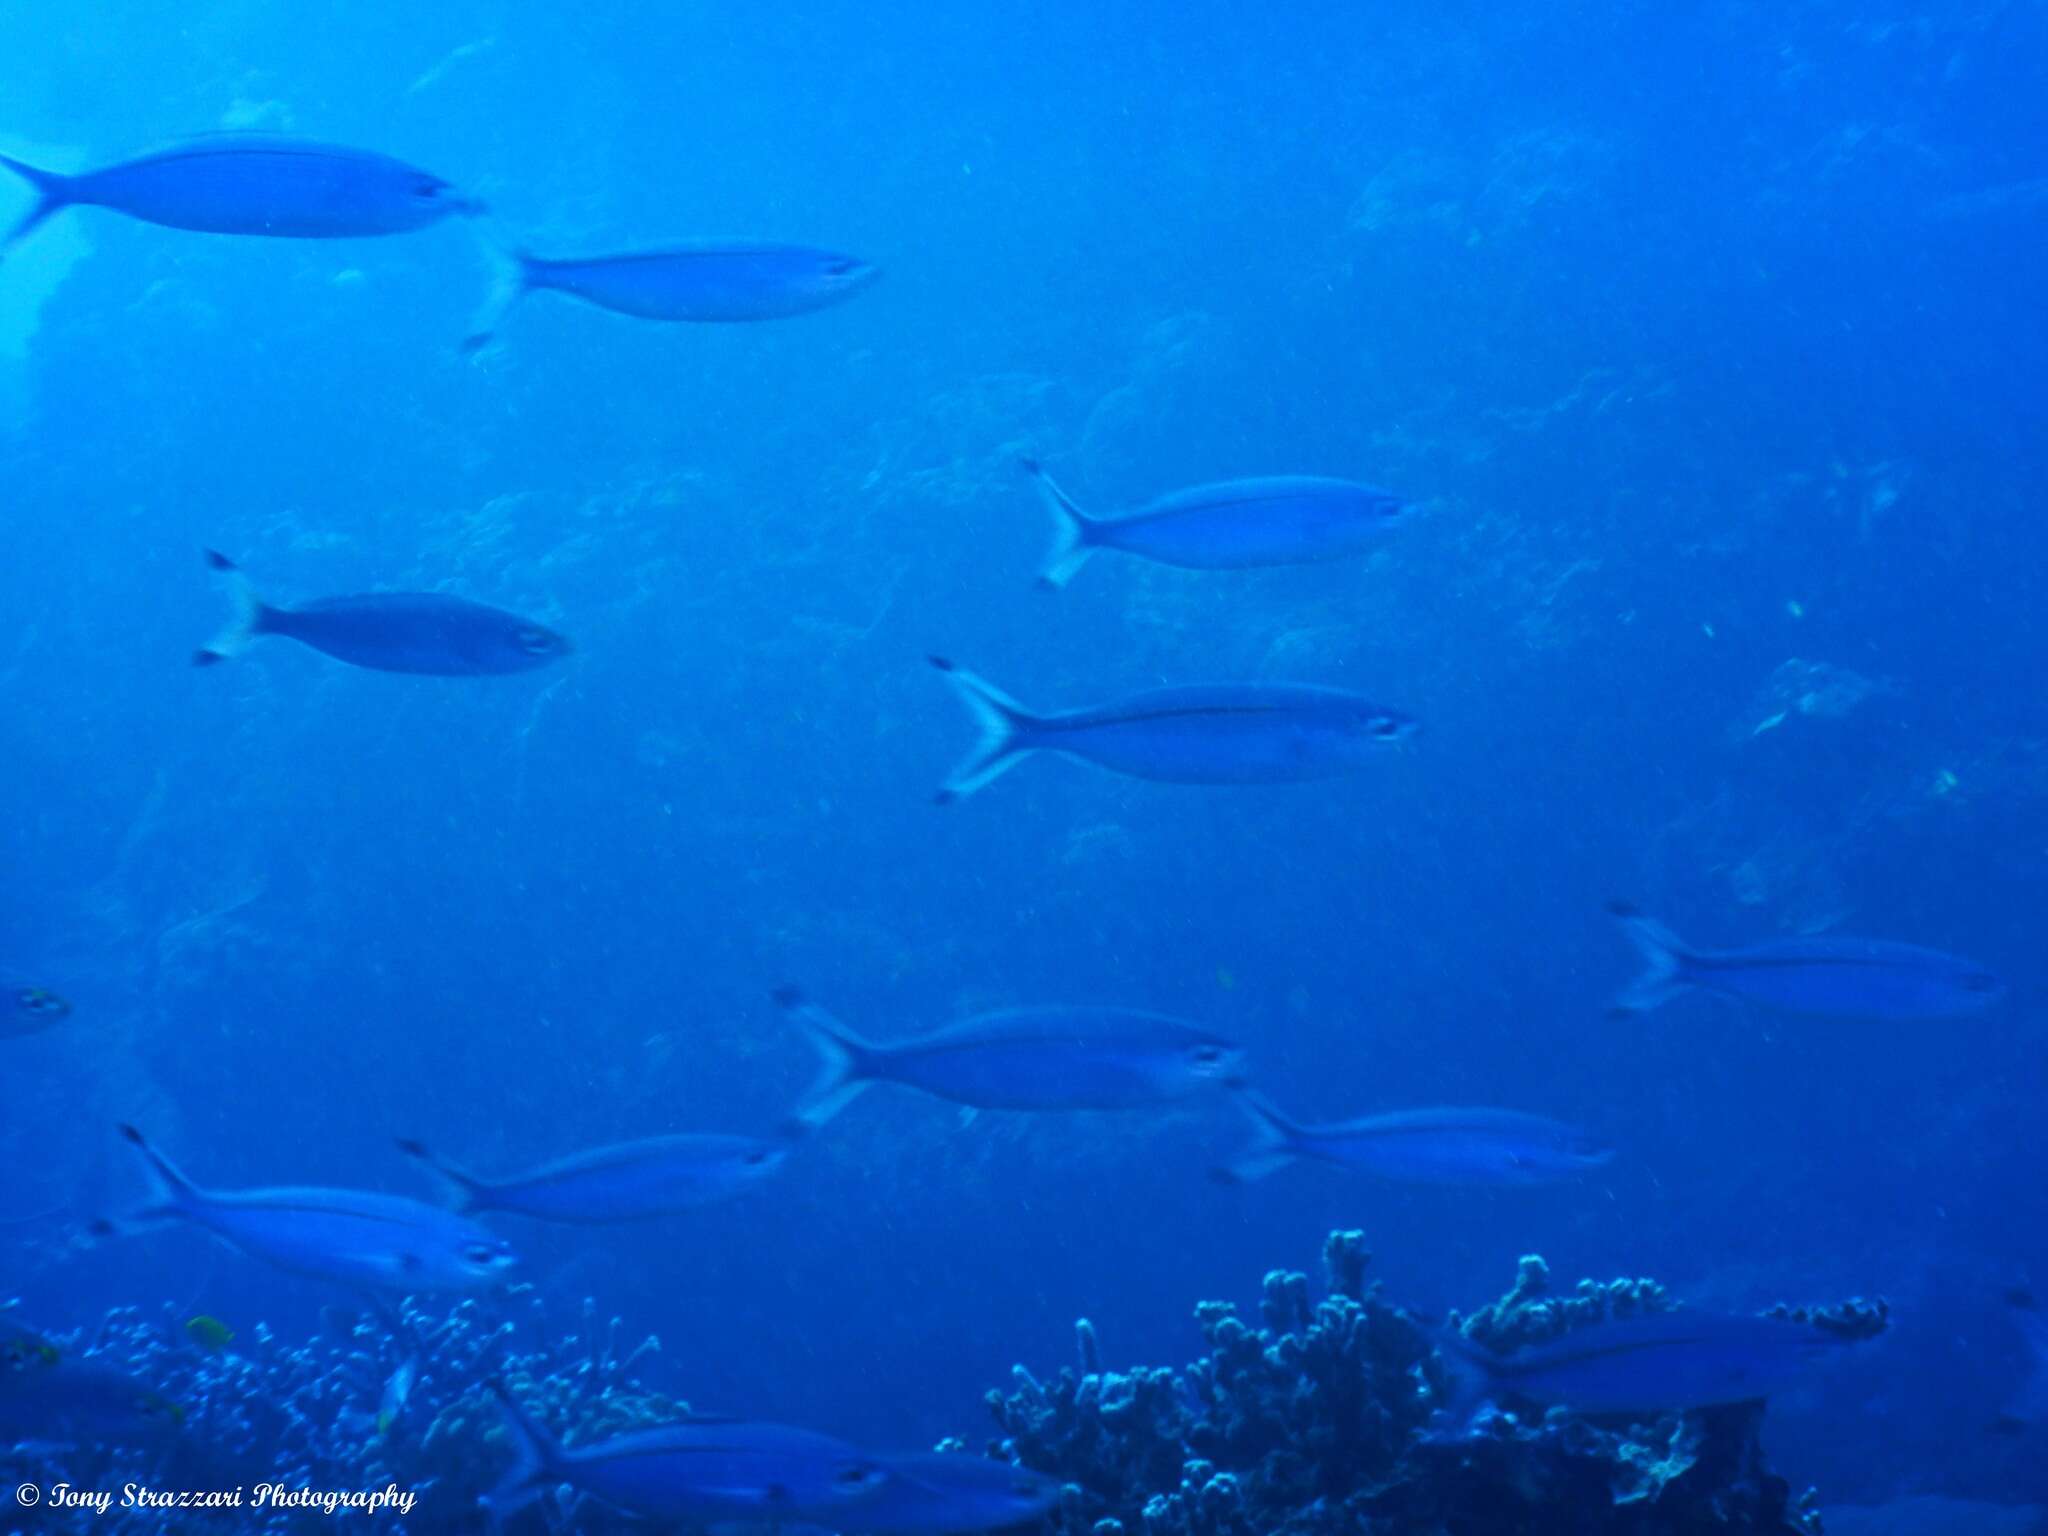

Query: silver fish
(464, 241), (880, 351)
(195, 550), (570, 675)
(775, 987), (1246, 1130)
(0, 137), (478, 255)
(1215, 1091), (1611, 1186)
(928, 657), (1415, 802)
(1436, 1310), (1844, 1414)
(482, 1383), (891, 1526)
(1607, 902), (2006, 1020)
(99, 1124), (517, 1292)
(1024, 458), (1410, 589)
(397, 1133), (791, 1223)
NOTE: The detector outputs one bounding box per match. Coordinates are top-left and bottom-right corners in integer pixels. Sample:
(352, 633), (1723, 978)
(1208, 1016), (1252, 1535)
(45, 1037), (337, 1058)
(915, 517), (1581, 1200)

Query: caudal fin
(460, 235), (536, 355)
(1021, 458), (1101, 590)
(1605, 901), (1698, 1016)
(395, 1138), (488, 1215)
(1211, 1090), (1304, 1184)
(0, 154), (75, 257)
(97, 1124), (202, 1234)
(479, 1381), (567, 1526)
(1431, 1327), (1505, 1417)
(927, 656), (1039, 803)
(194, 550), (273, 666)
(773, 986), (881, 1132)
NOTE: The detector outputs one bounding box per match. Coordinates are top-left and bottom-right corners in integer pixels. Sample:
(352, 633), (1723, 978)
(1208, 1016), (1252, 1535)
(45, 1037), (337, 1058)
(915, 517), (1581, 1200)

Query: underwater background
(4, 0), (2047, 1528)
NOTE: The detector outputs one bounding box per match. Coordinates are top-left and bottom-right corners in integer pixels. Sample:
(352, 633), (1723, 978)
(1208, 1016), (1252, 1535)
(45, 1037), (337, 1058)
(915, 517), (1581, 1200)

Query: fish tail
(460, 236), (537, 354)
(0, 153), (75, 257)
(928, 655), (1040, 803)
(194, 550), (276, 666)
(1431, 1327), (1503, 1417)
(1211, 1089), (1303, 1184)
(773, 986), (881, 1132)
(395, 1138), (488, 1214)
(479, 1380), (566, 1525)
(1605, 901), (1698, 1016)
(1022, 458), (1100, 589)
(102, 1123), (200, 1230)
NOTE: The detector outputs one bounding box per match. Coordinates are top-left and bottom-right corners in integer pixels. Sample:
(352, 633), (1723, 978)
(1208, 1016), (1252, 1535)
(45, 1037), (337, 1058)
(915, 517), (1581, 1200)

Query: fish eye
(515, 627), (557, 654)
(464, 1241), (504, 1267)
(1367, 715), (1405, 739)
(835, 1461), (884, 1488)
(742, 1148), (774, 1167)
(16, 987), (69, 1017)
(1191, 1045), (1227, 1068)
(825, 257), (860, 277)
(411, 177), (447, 202)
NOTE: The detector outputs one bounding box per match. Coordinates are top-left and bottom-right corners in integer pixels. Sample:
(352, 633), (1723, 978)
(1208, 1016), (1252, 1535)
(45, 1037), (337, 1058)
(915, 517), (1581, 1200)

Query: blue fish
(841, 1453), (1062, 1534)
(397, 1132), (791, 1223)
(463, 241), (880, 351)
(195, 550), (570, 675)
(1607, 902), (2006, 1021)
(1215, 1091), (1611, 1186)
(1025, 459), (1410, 588)
(482, 1383), (892, 1527)
(99, 1124), (518, 1293)
(3, 980), (70, 1039)
(775, 987), (1247, 1130)
(1436, 1310), (1845, 1415)
(928, 657), (1415, 802)
(0, 137), (478, 254)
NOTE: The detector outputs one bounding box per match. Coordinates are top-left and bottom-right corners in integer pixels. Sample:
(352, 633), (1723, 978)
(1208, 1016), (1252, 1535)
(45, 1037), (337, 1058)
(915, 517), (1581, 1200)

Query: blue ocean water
(3, 2), (2046, 1530)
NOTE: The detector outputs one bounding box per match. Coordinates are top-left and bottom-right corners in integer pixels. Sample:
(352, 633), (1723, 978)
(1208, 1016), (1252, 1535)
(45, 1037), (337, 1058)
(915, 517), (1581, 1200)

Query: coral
(987, 1231), (1868, 1536)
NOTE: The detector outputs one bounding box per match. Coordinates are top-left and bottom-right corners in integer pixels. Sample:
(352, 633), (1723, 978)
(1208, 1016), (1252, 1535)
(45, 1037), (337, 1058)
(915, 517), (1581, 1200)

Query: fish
(481, 1382), (893, 1527)
(1024, 458), (1410, 589)
(0, 1315), (60, 1373)
(1435, 1310), (1844, 1415)
(396, 1132), (792, 1223)
(774, 987), (1247, 1131)
(463, 241), (880, 352)
(1213, 1090), (1612, 1186)
(194, 550), (571, 675)
(1606, 902), (2007, 1021)
(0, 136), (479, 255)
(96, 1124), (518, 1292)
(839, 1453), (1062, 1534)
(927, 657), (1416, 802)
(184, 1314), (235, 1352)
(0, 1343), (183, 1443)
(377, 1352), (419, 1436)
(3, 981), (71, 1039)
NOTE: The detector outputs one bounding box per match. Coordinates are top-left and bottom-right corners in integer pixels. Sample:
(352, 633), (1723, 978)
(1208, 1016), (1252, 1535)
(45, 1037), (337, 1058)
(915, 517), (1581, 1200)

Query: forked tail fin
(460, 234), (536, 354)
(1211, 1089), (1305, 1184)
(1605, 901), (1698, 1017)
(91, 1124), (203, 1239)
(194, 550), (273, 666)
(773, 986), (883, 1132)
(927, 656), (1040, 803)
(1021, 458), (1101, 590)
(396, 1138), (489, 1215)
(0, 153), (76, 257)
(479, 1381), (568, 1526)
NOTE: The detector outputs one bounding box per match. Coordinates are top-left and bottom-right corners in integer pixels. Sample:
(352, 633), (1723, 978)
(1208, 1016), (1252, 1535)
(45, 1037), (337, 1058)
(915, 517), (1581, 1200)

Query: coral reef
(987, 1232), (1877, 1536)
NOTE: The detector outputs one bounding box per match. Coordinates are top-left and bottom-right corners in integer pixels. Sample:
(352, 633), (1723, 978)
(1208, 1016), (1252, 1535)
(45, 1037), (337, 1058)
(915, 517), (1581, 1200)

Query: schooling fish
(840, 1453), (1062, 1534)
(0, 137), (479, 255)
(482, 1383), (891, 1527)
(1607, 902), (2006, 1021)
(1214, 1091), (1611, 1186)
(463, 241), (880, 351)
(775, 987), (1246, 1131)
(928, 657), (1415, 802)
(1435, 1309), (1845, 1415)
(195, 550), (570, 675)
(98, 1124), (517, 1292)
(1024, 459), (1410, 589)
(3, 980), (71, 1039)
(397, 1132), (791, 1223)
